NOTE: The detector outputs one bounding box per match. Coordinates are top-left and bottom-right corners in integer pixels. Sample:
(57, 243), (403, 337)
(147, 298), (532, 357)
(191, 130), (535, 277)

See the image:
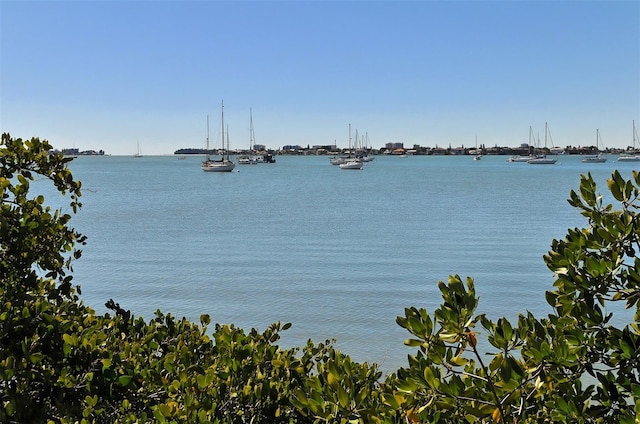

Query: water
(58, 154), (636, 374)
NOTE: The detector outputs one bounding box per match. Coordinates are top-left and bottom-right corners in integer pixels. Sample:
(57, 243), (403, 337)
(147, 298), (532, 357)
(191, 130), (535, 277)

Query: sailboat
(528, 122), (557, 164)
(134, 141), (143, 158)
(472, 135), (482, 160)
(507, 127), (535, 162)
(581, 129), (607, 163)
(201, 101), (235, 172)
(360, 132), (375, 162)
(618, 120), (640, 162)
(330, 141), (349, 165)
(339, 124), (364, 170)
(238, 108), (259, 165)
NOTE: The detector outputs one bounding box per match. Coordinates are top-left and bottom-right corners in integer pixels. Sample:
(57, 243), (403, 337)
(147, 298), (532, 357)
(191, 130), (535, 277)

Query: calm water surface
(62, 154), (635, 373)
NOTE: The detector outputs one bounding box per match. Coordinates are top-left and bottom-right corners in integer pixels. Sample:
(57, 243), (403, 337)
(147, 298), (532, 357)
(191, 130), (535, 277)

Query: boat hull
(581, 156), (607, 163)
(238, 155), (258, 165)
(528, 157), (557, 164)
(201, 160), (235, 172)
(339, 160), (364, 170)
(618, 155), (640, 162)
(507, 156), (532, 163)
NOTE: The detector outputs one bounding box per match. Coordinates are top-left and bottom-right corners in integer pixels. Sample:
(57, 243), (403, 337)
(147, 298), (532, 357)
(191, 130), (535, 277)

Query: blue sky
(2, 0), (639, 155)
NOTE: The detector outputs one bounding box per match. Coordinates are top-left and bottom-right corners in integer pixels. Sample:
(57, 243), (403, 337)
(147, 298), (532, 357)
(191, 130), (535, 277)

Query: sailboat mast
(226, 125), (230, 160)
(206, 115), (210, 159)
(528, 126), (533, 154)
(221, 100), (225, 157)
(355, 129), (359, 152)
(250, 108), (254, 152)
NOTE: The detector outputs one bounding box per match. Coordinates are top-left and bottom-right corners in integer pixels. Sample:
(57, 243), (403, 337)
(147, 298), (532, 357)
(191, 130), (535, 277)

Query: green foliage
(290, 340), (393, 423)
(1, 134), (90, 421)
(2, 133), (639, 423)
(392, 170), (640, 423)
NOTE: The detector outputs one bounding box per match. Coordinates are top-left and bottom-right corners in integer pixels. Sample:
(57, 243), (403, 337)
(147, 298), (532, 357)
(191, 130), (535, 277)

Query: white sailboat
(238, 108), (259, 165)
(528, 122), (557, 164)
(360, 132), (375, 162)
(507, 127), (535, 162)
(507, 155), (532, 163)
(330, 156), (348, 165)
(330, 138), (349, 164)
(134, 141), (143, 158)
(618, 120), (640, 162)
(581, 129), (607, 163)
(339, 124), (363, 170)
(201, 101), (235, 172)
(339, 159), (364, 169)
(472, 135), (482, 160)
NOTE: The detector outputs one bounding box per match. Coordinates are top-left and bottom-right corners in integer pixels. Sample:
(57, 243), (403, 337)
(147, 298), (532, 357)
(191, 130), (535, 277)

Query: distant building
(283, 145), (303, 151)
(385, 142), (404, 150)
(312, 144), (337, 151)
(62, 148), (79, 156)
(57, 147), (105, 156)
(431, 146), (448, 155)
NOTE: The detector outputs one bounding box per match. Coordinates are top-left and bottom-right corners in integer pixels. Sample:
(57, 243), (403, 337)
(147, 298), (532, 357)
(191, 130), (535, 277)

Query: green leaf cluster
(2, 133), (639, 423)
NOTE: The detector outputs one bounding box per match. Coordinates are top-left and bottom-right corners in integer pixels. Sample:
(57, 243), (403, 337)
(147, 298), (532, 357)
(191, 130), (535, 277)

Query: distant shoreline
(57, 146), (637, 157)
(173, 146), (634, 157)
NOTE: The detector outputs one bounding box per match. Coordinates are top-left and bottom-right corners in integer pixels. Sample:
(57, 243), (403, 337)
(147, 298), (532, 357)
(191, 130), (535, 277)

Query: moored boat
(528, 155), (557, 165)
(528, 123), (557, 165)
(238, 108), (260, 165)
(202, 101), (235, 173)
(618, 120), (640, 162)
(581, 129), (607, 163)
(330, 156), (348, 165)
(339, 124), (364, 170)
(472, 135), (482, 160)
(339, 159), (364, 170)
(508, 127), (534, 162)
(507, 155), (532, 163)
